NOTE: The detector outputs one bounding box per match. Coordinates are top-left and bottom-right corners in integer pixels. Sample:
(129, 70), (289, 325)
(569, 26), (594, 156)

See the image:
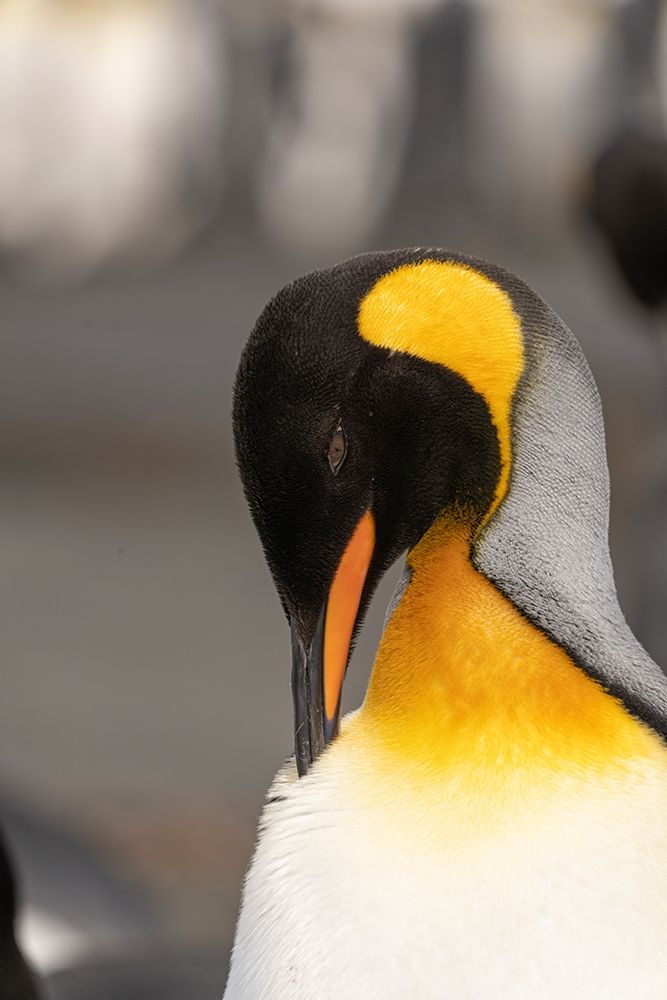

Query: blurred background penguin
(0, 0), (666, 996)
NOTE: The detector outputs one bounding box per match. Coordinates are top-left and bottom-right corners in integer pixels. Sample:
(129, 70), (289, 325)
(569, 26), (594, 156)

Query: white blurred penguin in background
(255, 0), (444, 255)
(466, 0), (631, 232)
(0, 0), (227, 278)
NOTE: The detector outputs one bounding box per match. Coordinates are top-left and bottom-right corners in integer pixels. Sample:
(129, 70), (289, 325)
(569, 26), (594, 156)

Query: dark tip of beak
(291, 609), (335, 777)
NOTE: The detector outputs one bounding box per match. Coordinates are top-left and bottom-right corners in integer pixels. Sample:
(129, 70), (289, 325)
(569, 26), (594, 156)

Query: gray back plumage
(468, 259), (667, 737)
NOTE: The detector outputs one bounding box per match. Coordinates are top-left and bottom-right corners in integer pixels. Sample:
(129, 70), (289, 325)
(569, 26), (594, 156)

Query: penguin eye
(328, 425), (347, 475)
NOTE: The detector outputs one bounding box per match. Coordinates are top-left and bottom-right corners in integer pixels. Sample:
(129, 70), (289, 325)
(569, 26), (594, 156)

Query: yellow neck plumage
(358, 520), (657, 784)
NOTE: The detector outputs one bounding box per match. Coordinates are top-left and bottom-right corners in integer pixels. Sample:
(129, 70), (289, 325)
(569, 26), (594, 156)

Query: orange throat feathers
(357, 525), (658, 784)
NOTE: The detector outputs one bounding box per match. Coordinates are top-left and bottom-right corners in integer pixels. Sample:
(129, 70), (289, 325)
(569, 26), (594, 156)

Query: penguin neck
(358, 517), (656, 782)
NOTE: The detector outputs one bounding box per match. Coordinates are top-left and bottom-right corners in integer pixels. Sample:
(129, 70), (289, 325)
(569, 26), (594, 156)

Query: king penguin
(227, 249), (667, 1000)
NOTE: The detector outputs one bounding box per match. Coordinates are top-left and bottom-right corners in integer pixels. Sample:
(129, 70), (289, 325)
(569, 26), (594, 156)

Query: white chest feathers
(224, 747), (667, 1000)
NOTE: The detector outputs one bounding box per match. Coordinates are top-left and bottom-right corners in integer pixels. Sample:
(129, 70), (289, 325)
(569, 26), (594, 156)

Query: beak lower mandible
(291, 510), (375, 777)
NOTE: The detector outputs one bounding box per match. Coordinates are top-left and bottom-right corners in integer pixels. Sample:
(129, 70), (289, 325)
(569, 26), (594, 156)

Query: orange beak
(322, 510), (376, 738)
(291, 510), (375, 776)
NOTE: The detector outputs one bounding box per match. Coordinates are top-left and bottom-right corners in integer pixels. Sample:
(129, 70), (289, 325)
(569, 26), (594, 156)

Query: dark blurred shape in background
(0, 833), (39, 1000)
(1, 0), (666, 994)
(588, 0), (667, 313)
(590, 132), (667, 309)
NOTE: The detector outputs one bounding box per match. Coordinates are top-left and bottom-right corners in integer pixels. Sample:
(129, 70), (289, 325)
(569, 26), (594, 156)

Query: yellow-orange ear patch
(357, 260), (524, 518)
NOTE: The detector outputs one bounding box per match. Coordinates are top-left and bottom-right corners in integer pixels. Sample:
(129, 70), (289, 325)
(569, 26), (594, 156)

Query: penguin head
(233, 248), (667, 775)
(234, 251), (518, 773)
(234, 277), (501, 643)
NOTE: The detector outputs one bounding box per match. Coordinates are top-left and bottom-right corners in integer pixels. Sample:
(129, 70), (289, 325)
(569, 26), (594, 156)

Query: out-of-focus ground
(0, 0), (666, 987)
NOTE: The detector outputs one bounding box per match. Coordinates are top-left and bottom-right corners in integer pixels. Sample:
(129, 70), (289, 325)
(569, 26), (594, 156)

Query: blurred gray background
(1, 0), (666, 994)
